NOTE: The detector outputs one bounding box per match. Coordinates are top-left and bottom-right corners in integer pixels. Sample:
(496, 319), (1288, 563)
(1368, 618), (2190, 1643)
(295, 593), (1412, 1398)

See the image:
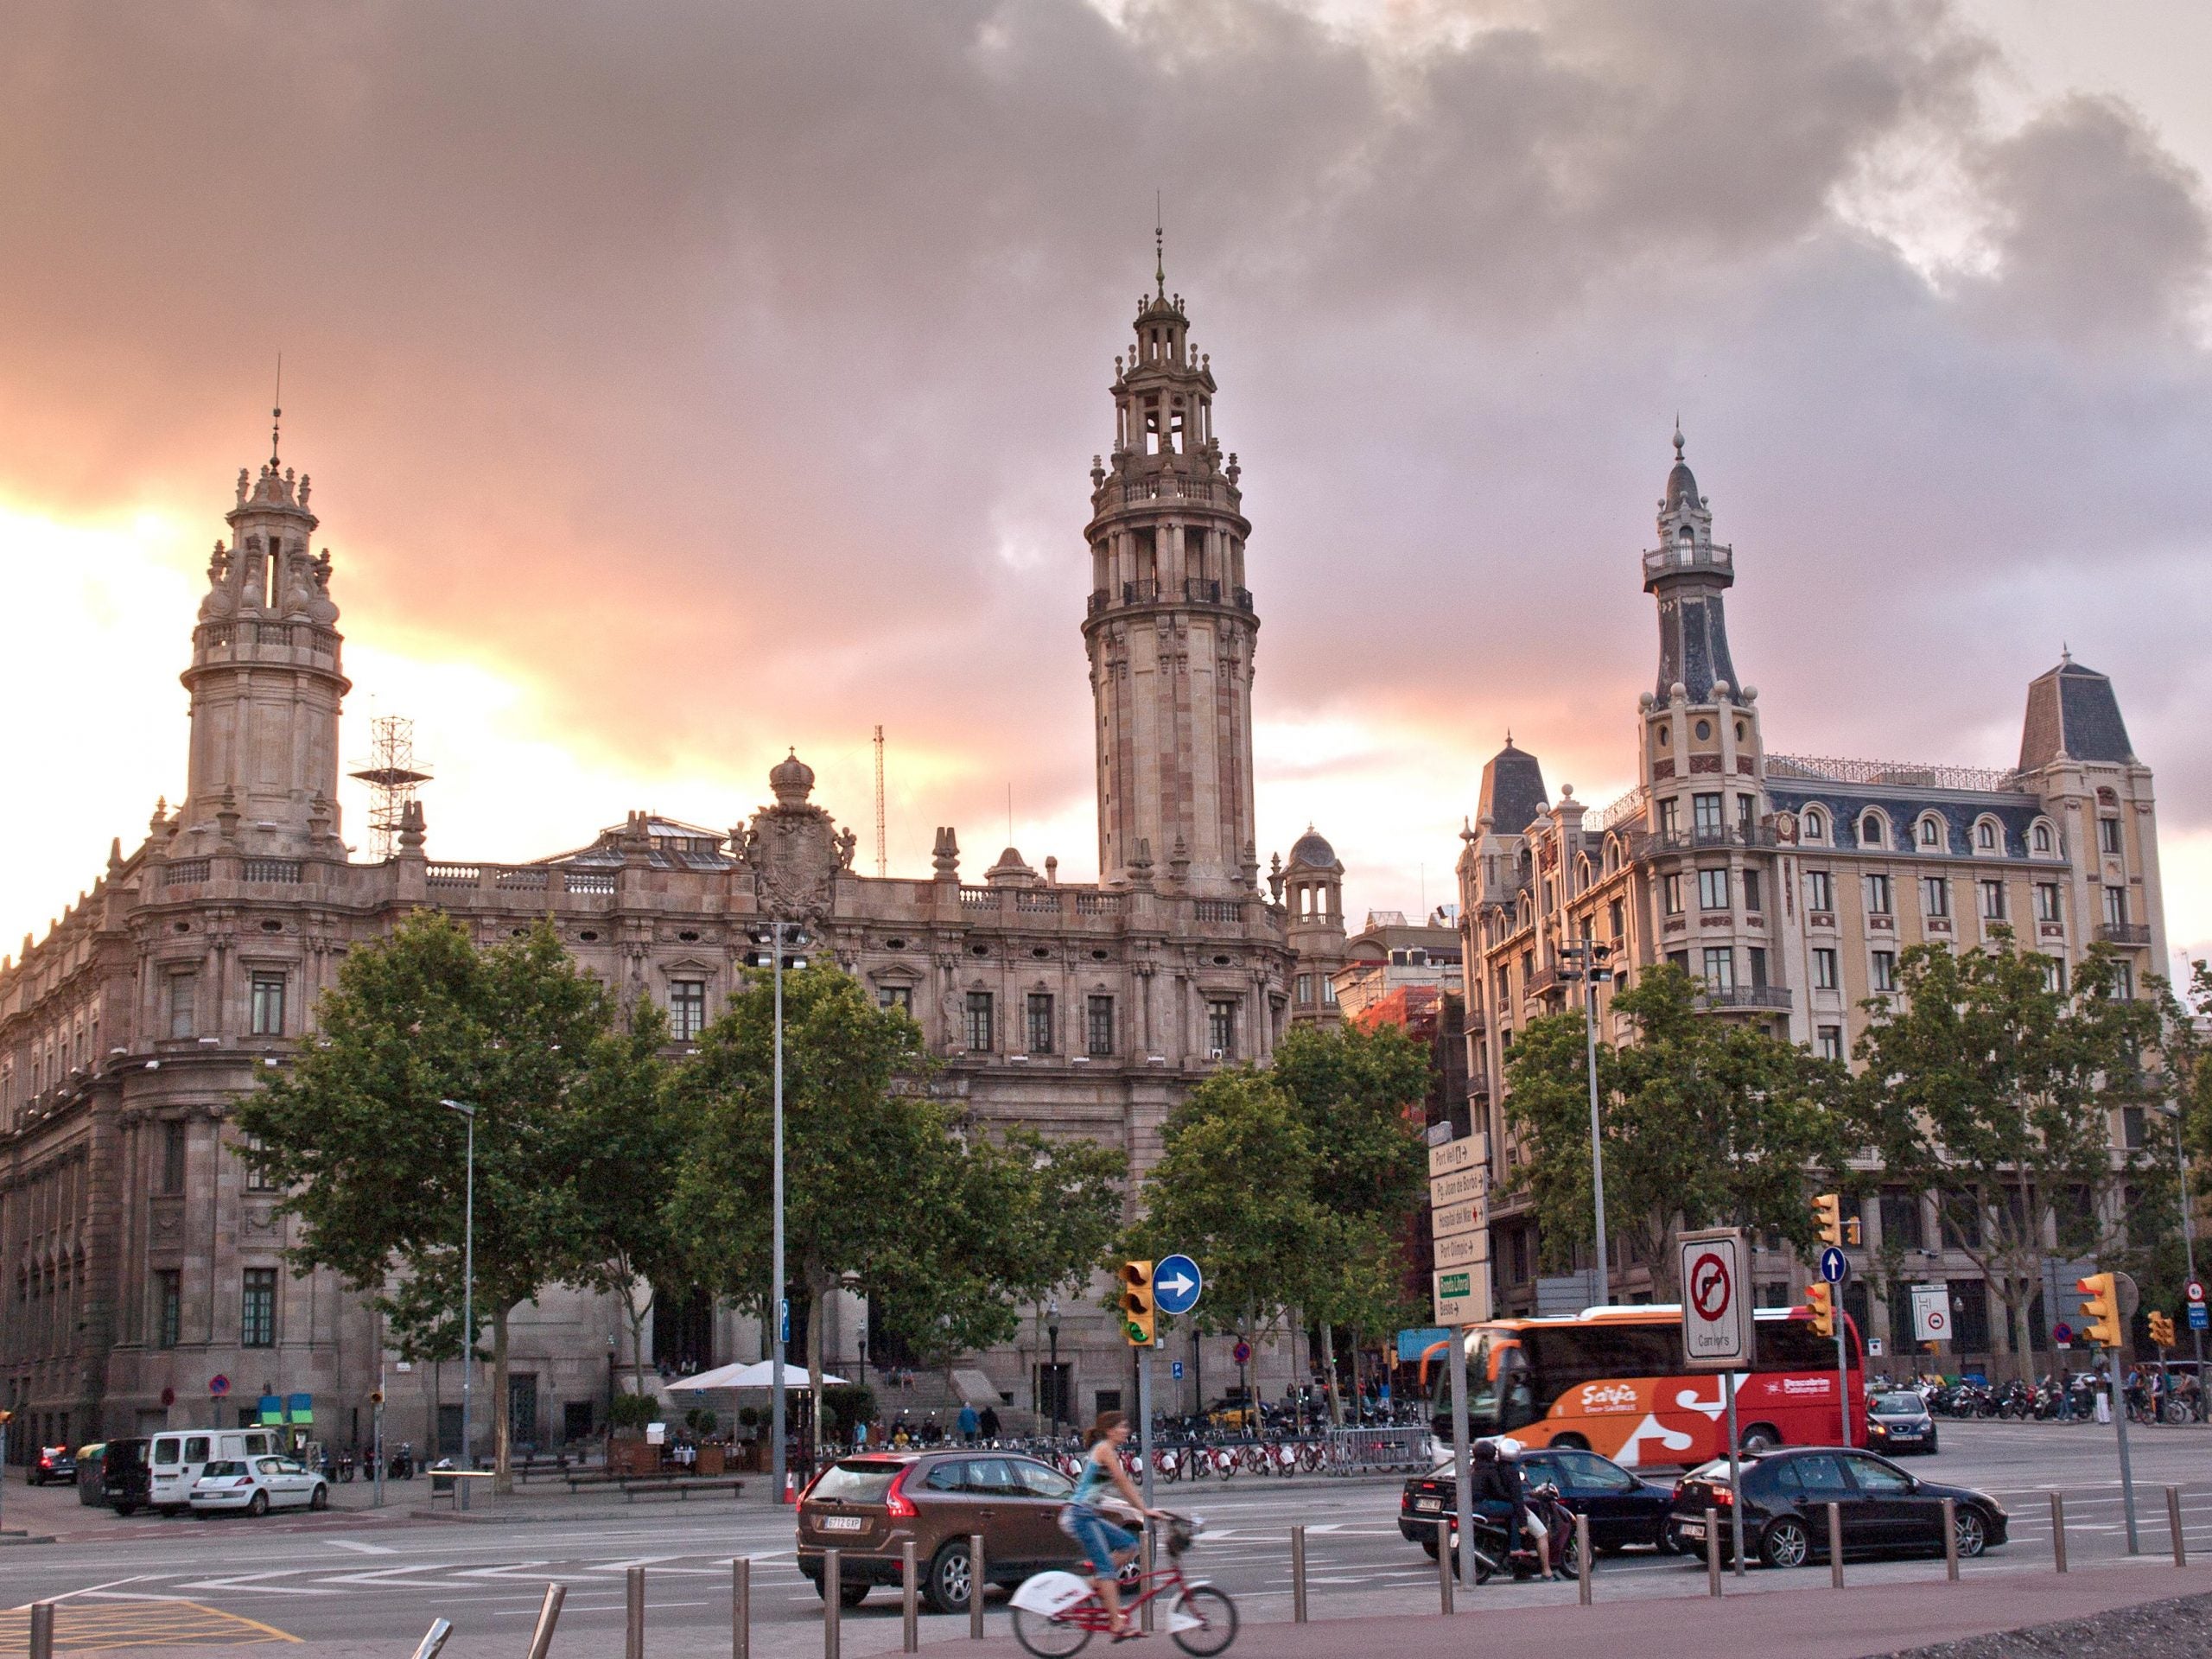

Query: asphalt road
(5, 1420), (2210, 1656)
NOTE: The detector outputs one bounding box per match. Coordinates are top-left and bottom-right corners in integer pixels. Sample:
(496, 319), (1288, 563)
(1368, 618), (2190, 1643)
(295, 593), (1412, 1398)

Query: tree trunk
(493, 1304), (513, 1496)
(627, 1279), (654, 1398)
(807, 1270), (828, 1469)
(2012, 1273), (2037, 1389)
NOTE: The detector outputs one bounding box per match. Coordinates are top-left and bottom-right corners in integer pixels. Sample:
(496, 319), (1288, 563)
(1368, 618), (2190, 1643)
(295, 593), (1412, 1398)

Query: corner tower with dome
(0, 264), (1344, 1460)
(1453, 431), (2167, 1355)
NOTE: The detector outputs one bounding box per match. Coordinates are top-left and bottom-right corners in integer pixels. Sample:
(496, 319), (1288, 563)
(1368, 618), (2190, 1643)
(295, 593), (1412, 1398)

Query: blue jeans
(1068, 1507), (1138, 1579)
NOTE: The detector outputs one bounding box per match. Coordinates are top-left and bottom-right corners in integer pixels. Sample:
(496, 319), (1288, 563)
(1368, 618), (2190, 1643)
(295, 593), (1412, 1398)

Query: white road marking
(325, 1540), (398, 1554)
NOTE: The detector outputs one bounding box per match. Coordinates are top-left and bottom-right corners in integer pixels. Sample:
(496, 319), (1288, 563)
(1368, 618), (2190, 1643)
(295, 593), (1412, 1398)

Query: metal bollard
(1292, 1525), (1308, 1623)
(626, 1565), (646, 1659)
(1141, 1525), (1155, 1635)
(734, 1558), (752, 1659)
(28, 1603), (54, 1659)
(1438, 1522), (1456, 1613)
(1827, 1503), (1844, 1587)
(823, 1548), (842, 1659)
(902, 1541), (918, 1654)
(2171, 1487), (2188, 1567)
(1706, 1508), (1722, 1596)
(408, 1621), (454, 1659)
(1942, 1499), (1959, 1582)
(2051, 1492), (2069, 1573)
(969, 1534), (985, 1640)
(524, 1583), (566, 1659)
(1576, 1513), (1592, 1605)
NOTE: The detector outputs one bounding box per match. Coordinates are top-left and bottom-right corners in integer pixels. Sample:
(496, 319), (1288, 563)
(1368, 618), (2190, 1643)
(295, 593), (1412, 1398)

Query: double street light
(1558, 939), (1614, 1307)
(744, 923), (810, 1503)
(439, 1099), (476, 1512)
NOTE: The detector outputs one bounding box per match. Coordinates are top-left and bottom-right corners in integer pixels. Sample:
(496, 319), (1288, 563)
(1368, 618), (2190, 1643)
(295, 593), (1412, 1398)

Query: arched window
(1917, 815), (1945, 851)
(1802, 808), (1826, 842)
(1860, 811), (1886, 849)
(2032, 820), (2055, 855)
(1975, 817), (1999, 853)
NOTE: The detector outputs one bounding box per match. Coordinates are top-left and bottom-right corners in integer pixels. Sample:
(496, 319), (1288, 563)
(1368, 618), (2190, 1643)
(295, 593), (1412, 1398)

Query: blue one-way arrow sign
(1819, 1246), (1848, 1285)
(1154, 1254), (1203, 1316)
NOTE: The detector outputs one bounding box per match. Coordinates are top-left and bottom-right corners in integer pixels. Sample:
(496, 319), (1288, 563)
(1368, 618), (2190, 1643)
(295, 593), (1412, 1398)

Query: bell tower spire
(174, 419), (350, 859)
(1083, 264), (1259, 896)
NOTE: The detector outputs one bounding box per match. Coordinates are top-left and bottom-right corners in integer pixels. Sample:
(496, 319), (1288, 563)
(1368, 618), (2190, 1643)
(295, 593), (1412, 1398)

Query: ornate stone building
(0, 273), (1347, 1457)
(1456, 433), (2167, 1365)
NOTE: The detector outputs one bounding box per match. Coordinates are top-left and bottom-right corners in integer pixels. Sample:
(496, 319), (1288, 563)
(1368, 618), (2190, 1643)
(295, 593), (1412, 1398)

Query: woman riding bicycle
(1067, 1411), (1166, 1642)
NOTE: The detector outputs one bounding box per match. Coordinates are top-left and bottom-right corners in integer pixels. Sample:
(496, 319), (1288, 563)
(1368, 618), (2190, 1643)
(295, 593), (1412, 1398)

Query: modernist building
(0, 272), (1347, 1457)
(1332, 907), (1463, 1025)
(1455, 433), (2167, 1365)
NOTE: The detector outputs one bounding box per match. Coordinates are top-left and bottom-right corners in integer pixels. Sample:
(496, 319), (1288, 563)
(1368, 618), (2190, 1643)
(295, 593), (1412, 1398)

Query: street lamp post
(2163, 1102), (2205, 1373)
(746, 918), (807, 1503)
(1046, 1301), (1062, 1440)
(1560, 940), (1614, 1306)
(440, 1100), (477, 1512)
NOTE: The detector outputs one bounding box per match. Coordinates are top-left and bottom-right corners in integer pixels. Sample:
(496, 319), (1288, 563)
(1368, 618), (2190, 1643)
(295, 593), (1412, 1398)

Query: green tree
(1853, 934), (2158, 1380)
(1503, 963), (1850, 1298)
(1268, 1021), (1430, 1415)
(236, 912), (617, 1492)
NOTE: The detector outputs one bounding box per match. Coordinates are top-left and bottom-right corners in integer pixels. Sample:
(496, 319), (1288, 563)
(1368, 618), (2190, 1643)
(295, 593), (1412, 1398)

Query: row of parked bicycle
(1895, 1373), (2207, 1424)
(957, 1432), (1419, 1482)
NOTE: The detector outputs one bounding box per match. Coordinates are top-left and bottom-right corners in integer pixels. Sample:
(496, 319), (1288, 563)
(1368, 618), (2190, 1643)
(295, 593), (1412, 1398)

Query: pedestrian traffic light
(1812, 1192), (1842, 1249)
(2149, 1311), (2176, 1351)
(1119, 1260), (1155, 1347)
(2077, 1272), (2123, 1349)
(1805, 1283), (1834, 1338)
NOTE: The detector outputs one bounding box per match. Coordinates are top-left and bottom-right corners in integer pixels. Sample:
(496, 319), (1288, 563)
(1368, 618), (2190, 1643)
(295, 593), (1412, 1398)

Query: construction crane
(873, 725), (887, 877)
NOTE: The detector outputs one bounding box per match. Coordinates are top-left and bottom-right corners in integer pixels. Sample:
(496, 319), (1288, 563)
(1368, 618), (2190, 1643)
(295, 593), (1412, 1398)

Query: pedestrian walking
(957, 1403), (980, 1444)
(979, 1405), (1001, 1440)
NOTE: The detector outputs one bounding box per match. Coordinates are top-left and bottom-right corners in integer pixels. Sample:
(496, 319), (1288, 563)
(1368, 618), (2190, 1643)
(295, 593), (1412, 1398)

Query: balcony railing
(239, 858), (303, 885)
(1766, 753), (2024, 795)
(1629, 824), (1779, 861)
(2099, 923), (2152, 946)
(1642, 542), (1733, 582)
(164, 858), (212, 887)
(1093, 579), (1255, 614)
(1695, 985), (1794, 1012)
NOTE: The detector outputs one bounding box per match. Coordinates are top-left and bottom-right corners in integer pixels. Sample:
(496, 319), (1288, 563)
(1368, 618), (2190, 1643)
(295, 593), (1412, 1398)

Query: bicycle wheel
(1169, 1586), (1237, 1656)
(1011, 1607), (1094, 1657)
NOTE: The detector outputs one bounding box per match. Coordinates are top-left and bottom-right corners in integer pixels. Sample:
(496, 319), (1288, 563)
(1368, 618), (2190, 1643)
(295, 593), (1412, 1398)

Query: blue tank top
(1073, 1446), (1114, 1508)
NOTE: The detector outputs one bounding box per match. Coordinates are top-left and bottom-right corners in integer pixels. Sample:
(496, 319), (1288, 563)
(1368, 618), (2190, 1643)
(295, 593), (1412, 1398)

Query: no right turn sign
(1678, 1227), (1751, 1370)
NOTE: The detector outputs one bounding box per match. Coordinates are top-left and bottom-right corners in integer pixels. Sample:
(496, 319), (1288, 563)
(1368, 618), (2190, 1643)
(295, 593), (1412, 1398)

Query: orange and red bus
(1423, 1306), (1865, 1468)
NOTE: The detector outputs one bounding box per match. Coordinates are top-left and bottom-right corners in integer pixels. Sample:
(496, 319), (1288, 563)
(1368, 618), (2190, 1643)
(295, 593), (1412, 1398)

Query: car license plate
(1679, 1521), (1705, 1540)
(1414, 1498), (1442, 1514)
(820, 1516), (865, 1532)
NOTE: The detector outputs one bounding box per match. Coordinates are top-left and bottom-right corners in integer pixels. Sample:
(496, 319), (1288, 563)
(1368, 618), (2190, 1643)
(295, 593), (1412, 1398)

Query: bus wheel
(1739, 1425), (1780, 1453)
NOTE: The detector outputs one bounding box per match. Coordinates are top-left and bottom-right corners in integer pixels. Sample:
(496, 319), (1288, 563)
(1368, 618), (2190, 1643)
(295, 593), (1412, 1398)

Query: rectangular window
(1921, 876), (1948, 918)
(241, 1268), (276, 1348)
(669, 979), (707, 1040)
(1866, 874), (1893, 915)
(1741, 868), (1764, 912)
(1658, 798), (1681, 837)
(1697, 868), (1730, 911)
(1813, 948), (1840, 990)
(1879, 1189), (1923, 1252)
(2100, 817), (2123, 855)
(1662, 873), (1686, 916)
(2043, 956), (2065, 993)
(963, 992), (994, 1053)
(1871, 950), (1897, 993)
(1086, 995), (1115, 1057)
(1026, 992), (1055, 1055)
(1700, 947), (1735, 992)
(155, 1270), (181, 1349)
(1978, 880), (2005, 920)
(2036, 882), (2063, 924)
(2103, 887), (2127, 926)
(1206, 999), (1236, 1058)
(2113, 962), (2136, 1001)
(1806, 870), (1833, 912)
(1737, 794), (1756, 834)
(1692, 793), (1725, 837)
(1294, 974), (1313, 1007)
(877, 984), (913, 1014)
(167, 972), (197, 1039)
(1608, 899), (1625, 940)
(1816, 1027), (1845, 1063)
(160, 1120), (188, 1196)
(1668, 950), (1690, 975)
(242, 1134), (275, 1192)
(249, 973), (286, 1037)
(1320, 977), (1337, 1007)
(1748, 946), (1768, 987)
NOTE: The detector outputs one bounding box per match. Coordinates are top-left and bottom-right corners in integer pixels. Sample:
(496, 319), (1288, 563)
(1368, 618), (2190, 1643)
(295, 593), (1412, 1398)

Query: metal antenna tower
(873, 725), (887, 877)
(350, 715), (432, 861)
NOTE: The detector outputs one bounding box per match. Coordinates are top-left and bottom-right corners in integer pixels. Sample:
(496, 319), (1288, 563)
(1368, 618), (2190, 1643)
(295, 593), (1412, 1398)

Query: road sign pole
(1448, 1329), (1474, 1592)
(1837, 1322), (1851, 1448)
(1137, 1345), (1155, 1512)
(2109, 1344), (2139, 1554)
(1725, 1370), (1743, 1575)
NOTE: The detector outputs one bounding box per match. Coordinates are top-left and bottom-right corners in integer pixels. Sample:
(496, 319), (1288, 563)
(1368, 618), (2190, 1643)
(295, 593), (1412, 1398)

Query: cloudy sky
(4, 0), (2211, 975)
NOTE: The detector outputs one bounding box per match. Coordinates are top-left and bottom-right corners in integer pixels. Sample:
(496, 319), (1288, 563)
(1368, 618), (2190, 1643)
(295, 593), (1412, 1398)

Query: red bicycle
(1010, 1514), (1236, 1656)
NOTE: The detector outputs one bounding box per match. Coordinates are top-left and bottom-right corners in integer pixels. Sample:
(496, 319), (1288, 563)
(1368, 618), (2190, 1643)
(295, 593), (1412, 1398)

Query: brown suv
(796, 1450), (1088, 1611)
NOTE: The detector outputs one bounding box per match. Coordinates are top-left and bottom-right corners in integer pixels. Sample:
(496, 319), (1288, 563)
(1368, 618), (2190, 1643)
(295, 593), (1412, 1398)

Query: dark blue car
(1400, 1445), (1676, 1556)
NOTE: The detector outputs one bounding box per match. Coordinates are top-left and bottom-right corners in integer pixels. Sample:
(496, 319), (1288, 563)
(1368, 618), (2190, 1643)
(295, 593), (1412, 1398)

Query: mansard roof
(1477, 741), (1548, 836)
(2018, 658), (2136, 772)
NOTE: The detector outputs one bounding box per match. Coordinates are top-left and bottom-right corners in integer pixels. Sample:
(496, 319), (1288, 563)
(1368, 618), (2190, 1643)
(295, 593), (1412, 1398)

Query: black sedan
(1866, 1390), (1937, 1456)
(31, 1445), (77, 1486)
(1401, 1445), (1675, 1556)
(1669, 1446), (2005, 1569)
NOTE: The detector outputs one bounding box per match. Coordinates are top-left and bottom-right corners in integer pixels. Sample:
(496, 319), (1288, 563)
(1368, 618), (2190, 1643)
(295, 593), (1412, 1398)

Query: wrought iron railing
(1766, 753), (2023, 794)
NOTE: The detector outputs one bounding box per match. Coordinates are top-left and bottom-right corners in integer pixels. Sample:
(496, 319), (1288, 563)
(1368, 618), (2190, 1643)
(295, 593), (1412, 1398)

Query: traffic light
(2077, 1272), (2123, 1349)
(1119, 1260), (1155, 1347)
(744, 924), (810, 969)
(1805, 1283), (1834, 1338)
(1812, 1193), (1842, 1249)
(369, 1389), (385, 1407)
(2149, 1311), (2177, 1351)
(1843, 1215), (1863, 1248)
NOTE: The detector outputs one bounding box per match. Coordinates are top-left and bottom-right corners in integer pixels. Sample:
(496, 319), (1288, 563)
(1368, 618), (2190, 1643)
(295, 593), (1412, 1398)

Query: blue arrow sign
(1154, 1254), (1204, 1316)
(1819, 1246), (1848, 1285)
(2193, 1304), (2209, 1332)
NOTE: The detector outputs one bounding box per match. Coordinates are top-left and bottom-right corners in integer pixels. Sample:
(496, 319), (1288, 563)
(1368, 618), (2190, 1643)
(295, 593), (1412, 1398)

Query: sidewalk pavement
(954, 1564), (2212, 1659)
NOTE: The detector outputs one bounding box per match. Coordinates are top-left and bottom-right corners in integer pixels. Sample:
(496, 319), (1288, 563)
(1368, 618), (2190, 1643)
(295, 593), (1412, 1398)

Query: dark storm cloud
(2, 0), (2209, 910)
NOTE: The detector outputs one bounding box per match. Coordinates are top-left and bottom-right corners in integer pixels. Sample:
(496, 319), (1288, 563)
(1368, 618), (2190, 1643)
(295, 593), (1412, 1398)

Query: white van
(149, 1428), (279, 1515)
